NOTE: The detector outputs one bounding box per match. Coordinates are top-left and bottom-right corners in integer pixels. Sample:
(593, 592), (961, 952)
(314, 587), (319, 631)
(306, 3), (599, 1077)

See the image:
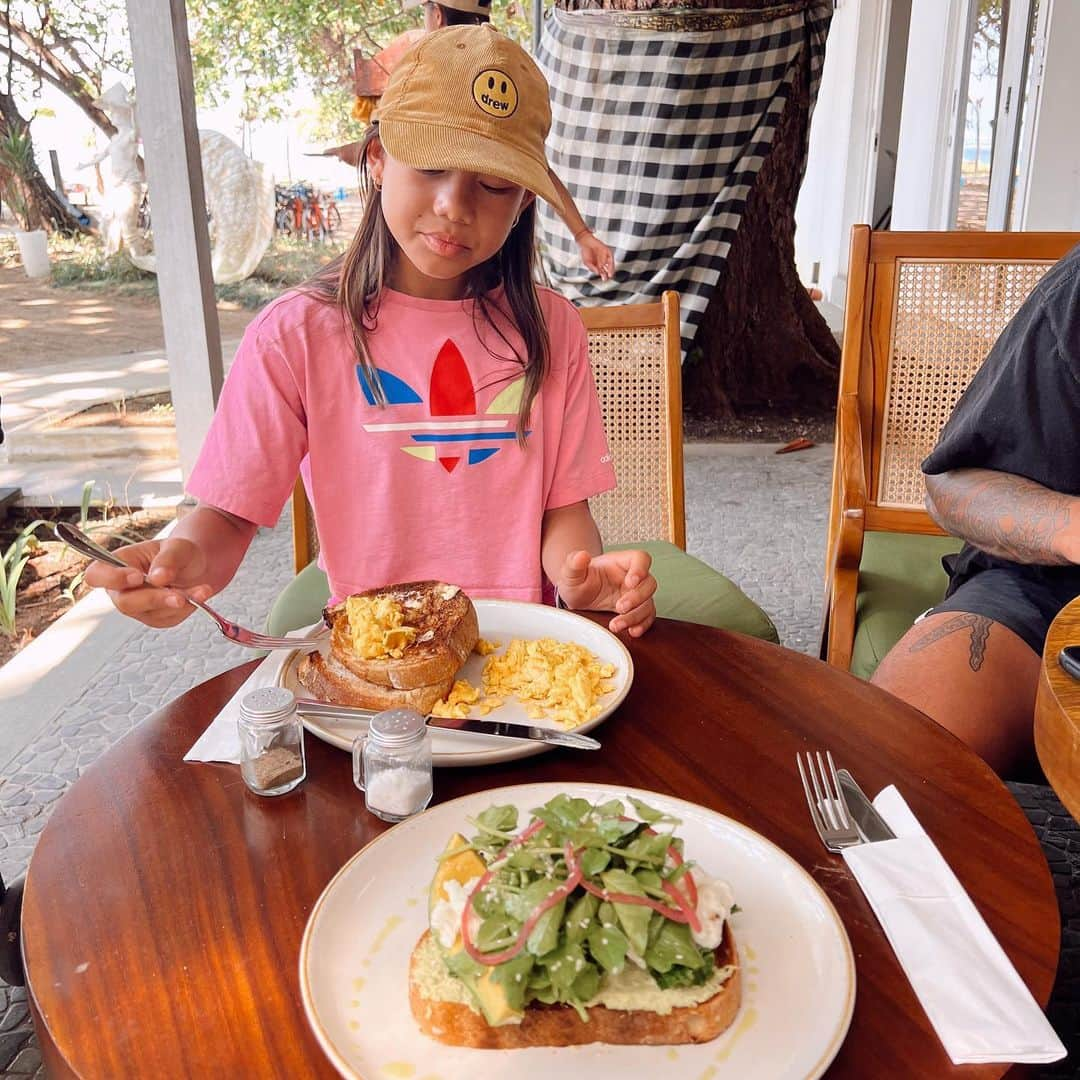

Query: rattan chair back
(823, 226), (1079, 669)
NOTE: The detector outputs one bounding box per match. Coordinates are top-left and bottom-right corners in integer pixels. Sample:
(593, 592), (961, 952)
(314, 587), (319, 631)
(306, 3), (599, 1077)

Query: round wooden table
(1035, 595), (1080, 818)
(23, 618), (1059, 1078)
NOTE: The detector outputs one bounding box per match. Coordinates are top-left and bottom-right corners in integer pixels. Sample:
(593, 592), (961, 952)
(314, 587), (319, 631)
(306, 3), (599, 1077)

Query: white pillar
(1018, 0), (1080, 230)
(126, 0), (222, 482)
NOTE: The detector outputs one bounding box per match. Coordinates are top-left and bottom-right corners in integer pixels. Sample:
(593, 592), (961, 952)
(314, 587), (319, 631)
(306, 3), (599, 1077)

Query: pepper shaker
(352, 708), (433, 823)
(238, 687), (306, 796)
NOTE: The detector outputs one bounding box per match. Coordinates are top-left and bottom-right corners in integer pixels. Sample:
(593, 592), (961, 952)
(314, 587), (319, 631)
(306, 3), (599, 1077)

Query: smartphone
(1059, 646), (1080, 681)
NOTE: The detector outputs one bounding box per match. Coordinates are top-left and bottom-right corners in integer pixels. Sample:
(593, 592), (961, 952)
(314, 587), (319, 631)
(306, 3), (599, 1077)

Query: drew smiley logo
(357, 339), (529, 473)
(472, 69), (518, 118)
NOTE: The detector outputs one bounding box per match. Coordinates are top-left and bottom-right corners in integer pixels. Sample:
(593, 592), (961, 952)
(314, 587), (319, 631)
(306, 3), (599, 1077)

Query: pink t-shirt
(186, 285), (616, 603)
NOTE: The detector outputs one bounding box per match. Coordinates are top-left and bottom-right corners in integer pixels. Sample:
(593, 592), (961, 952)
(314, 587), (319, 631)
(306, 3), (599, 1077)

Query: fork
(796, 750), (863, 852)
(55, 522), (315, 651)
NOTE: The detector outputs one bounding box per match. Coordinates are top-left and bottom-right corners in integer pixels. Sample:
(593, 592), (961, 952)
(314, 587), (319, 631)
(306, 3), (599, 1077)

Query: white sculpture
(82, 84), (275, 284)
(81, 83), (148, 258)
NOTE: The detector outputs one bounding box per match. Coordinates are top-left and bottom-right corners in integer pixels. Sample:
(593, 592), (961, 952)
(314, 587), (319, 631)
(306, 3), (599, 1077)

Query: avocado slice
(429, 834), (521, 1026)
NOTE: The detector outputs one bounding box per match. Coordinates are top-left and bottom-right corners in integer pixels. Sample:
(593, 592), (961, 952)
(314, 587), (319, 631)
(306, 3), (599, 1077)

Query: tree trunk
(0, 92), (88, 234)
(684, 22), (839, 417)
(558, 0), (838, 418)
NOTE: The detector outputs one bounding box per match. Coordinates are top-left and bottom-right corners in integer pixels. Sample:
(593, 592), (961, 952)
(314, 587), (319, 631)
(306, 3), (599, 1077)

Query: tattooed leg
(908, 613), (994, 672)
(872, 612), (1039, 776)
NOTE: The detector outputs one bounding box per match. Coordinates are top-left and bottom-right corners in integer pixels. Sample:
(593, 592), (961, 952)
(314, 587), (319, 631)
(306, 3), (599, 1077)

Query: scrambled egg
(345, 595), (417, 659)
(479, 637), (616, 729)
(430, 679), (503, 719)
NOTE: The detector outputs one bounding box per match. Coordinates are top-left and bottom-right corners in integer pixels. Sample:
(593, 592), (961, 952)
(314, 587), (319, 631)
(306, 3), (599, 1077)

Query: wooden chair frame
(291, 291), (685, 573)
(822, 226), (1080, 670)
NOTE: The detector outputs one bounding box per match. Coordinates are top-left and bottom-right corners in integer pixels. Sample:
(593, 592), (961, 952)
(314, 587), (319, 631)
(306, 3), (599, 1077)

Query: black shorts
(925, 566), (1076, 657)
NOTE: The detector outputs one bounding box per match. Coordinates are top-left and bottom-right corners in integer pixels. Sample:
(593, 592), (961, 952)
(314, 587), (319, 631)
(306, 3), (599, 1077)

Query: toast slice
(408, 926), (741, 1048)
(324, 582), (478, 690)
(295, 649), (452, 714)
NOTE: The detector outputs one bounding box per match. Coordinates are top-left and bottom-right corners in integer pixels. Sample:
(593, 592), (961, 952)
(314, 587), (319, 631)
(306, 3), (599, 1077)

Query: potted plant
(0, 124), (49, 278)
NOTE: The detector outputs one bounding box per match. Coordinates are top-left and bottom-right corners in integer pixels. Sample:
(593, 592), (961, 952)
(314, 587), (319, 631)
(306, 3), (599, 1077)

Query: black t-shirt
(921, 241), (1080, 598)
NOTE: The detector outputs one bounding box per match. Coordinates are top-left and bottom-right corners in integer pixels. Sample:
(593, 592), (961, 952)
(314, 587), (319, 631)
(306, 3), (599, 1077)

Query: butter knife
(837, 768), (897, 842)
(294, 698), (601, 750)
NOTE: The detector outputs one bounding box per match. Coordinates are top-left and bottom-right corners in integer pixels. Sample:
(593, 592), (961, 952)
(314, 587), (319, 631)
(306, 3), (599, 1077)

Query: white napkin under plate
(183, 624), (319, 764)
(842, 785), (1066, 1065)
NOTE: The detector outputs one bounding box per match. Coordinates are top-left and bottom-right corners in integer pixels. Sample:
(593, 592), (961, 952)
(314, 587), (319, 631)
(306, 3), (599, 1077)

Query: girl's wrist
(573, 226), (592, 241)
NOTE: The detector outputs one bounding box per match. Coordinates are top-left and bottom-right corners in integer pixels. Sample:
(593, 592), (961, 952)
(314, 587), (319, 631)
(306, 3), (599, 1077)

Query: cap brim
(378, 118), (562, 212)
(402, 0), (424, 9)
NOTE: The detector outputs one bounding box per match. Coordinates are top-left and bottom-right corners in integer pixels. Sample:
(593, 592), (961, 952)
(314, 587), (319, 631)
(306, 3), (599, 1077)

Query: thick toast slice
(409, 926), (741, 1048)
(296, 649), (452, 713)
(325, 582), (478, 690)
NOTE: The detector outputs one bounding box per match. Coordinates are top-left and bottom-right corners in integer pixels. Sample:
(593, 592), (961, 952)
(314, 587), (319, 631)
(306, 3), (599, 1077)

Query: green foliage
(48, 233), (345, 309)
(187, 0), (535, 143)
(2, 2), (131, 120)
(0, 123), (39, 231)
(0, 520), (46, 637)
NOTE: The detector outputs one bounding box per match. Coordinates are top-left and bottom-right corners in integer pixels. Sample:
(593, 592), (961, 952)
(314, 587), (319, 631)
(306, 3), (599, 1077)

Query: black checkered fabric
(535, 2), (831, 353)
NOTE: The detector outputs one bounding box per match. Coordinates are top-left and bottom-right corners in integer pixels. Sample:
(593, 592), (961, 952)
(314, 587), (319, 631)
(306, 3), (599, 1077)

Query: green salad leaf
(441, 795), (730, 1018)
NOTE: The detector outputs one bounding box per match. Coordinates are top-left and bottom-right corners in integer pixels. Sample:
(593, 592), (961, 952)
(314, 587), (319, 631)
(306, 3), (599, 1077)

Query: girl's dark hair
(302, 126), (549, 444)
(431, 3), (490, 25)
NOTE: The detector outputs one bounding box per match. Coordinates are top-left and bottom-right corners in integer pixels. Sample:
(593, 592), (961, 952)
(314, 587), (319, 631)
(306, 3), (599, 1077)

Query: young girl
(406, 0), (615, 281)
(87, 25), (656, 639)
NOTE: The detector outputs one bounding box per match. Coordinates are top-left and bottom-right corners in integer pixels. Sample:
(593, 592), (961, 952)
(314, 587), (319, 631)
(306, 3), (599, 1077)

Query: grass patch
(44, 233), (347, 310)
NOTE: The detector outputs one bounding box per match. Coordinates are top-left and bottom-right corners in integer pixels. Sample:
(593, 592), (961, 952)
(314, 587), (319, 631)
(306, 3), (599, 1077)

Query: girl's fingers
(610, 599), (656, 636)
(614, 573), (657, 614)
(107, 584), (193, 621)
(84, 560), (145, 591)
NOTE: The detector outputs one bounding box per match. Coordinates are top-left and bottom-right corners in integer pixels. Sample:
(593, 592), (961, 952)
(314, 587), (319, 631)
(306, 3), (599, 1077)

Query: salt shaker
(238, 686), (306, 796)
(352, 708), (433, 823)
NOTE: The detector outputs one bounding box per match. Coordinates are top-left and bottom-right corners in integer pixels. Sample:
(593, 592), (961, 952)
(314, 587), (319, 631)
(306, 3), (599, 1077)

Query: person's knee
(871, 611), (1040, 774)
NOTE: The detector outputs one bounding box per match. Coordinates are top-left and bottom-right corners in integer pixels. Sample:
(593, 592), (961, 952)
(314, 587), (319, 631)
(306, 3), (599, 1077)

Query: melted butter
(381, 1064), (415, 1078)
(698, 1068), (717, 1080)
(349, 1020), (360, 1031)
(407, 897), (419, 907)
(370, 914), (403, 957)
(712, 1006), (758, 1062)
(743, 944), (757, 961)
(352, 977), (366, 992)
(666, 1048), (679, 1060)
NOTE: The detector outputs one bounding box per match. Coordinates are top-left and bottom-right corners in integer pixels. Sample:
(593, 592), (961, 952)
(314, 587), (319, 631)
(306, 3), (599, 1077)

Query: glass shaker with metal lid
(352, 708), (433, 823)
(238, 686), (306, 796)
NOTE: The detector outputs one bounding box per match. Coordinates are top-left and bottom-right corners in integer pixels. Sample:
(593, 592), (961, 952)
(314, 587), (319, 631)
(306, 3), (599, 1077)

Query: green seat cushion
(268, 541), (779, 642)
(606, 541), (778, 641)
(850, 532), (964, 681)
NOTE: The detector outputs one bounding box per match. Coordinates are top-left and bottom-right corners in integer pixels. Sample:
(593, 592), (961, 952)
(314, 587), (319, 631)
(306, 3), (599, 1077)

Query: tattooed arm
(924, 469), (1080, 565)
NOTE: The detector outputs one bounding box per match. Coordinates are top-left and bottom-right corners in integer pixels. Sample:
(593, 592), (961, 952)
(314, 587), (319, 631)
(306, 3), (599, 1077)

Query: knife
(837, 768), (896, 842)
(294, 698), (601, 750)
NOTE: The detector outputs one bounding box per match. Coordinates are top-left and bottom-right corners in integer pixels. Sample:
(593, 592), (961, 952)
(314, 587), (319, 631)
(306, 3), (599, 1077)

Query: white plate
(276, 600), (633, 766)
(300, 782), (855, 1080)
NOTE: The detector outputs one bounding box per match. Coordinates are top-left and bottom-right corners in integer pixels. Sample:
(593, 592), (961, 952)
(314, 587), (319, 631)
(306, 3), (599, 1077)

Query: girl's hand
(83, 538), (215, 628)
(577, 232), (615, 281)
(557, 548), (657, 636)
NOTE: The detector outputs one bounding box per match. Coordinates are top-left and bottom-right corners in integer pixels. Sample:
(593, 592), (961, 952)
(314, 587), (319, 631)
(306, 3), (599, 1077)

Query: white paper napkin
(842, 785), (1065, 1065)
(183, 624), (320, 764)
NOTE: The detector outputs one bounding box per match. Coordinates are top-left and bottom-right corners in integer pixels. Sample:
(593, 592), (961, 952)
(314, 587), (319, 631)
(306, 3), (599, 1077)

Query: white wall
(794, 0), (890, 309)
(1019, 0), (1080, 230)
(890, 0), (972, 230)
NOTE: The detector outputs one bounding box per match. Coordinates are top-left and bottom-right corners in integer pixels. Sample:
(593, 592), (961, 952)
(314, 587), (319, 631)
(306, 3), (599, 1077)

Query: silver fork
(796, 750), (863, 852)
(55, 522), (316, 651)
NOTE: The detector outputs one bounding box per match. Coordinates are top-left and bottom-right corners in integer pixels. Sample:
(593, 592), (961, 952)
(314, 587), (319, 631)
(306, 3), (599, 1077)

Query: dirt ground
(0, 504), (176, 667)
(0, 265), (256, 363)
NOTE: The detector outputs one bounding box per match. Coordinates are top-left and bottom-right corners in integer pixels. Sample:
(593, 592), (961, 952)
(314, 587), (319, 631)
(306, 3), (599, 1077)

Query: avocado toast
(409, 794), (740, 1047)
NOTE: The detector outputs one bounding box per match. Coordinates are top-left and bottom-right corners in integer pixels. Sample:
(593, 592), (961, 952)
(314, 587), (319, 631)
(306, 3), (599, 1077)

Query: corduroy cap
(372, 25), (561, 210)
